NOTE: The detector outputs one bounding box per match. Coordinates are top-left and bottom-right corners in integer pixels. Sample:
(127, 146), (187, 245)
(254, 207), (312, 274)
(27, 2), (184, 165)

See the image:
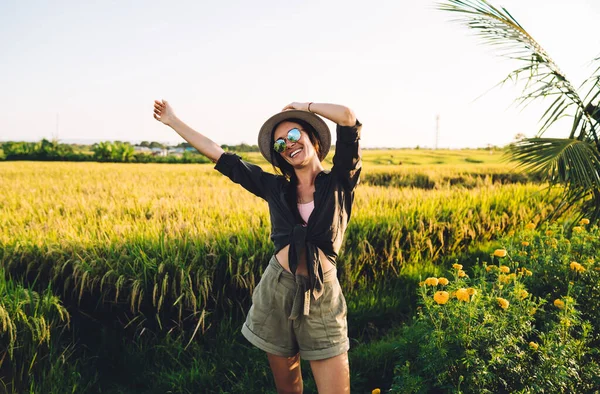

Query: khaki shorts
(241, 255), (349, 361)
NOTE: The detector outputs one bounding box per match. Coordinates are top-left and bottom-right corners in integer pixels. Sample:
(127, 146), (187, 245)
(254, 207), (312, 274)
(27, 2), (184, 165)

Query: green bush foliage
(391, 222), (600, 393)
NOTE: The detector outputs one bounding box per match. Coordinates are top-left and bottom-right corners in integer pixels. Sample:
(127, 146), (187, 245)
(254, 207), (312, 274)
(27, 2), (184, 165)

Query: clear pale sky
(1, 0), (598, 148)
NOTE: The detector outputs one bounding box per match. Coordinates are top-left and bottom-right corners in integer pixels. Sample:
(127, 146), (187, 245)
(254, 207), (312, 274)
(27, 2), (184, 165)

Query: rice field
(0, 152), (563, 392)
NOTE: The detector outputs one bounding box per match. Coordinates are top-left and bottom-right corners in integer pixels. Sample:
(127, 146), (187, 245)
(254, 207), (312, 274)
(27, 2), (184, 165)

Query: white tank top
(297, 200), (314, 226)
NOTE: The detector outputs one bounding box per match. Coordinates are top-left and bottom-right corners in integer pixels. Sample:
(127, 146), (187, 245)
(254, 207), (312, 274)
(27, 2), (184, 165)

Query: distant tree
(93, 141), (113, 161)
(140, 141), (150, 147)
(149, 141), (165, 149)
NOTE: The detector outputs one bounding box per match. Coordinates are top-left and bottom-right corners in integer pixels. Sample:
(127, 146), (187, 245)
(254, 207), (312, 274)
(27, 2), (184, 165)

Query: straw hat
(257, 110), (331, 165)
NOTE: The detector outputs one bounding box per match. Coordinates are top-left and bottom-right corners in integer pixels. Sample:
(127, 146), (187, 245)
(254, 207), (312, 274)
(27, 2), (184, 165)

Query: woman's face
(273, 121), (318, 168)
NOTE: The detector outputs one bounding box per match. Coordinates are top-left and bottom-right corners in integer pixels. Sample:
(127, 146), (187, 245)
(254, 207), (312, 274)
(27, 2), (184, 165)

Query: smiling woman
(153, 99), (360, 393)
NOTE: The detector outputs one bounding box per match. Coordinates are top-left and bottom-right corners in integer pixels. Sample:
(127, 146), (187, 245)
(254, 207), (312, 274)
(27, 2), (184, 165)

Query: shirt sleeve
(331, 119), (362, 190)
(214, 152), (279, 200)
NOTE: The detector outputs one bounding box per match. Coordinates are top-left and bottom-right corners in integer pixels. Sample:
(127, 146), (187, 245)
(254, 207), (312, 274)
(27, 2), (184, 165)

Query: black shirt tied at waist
(214, 120), (362, 317)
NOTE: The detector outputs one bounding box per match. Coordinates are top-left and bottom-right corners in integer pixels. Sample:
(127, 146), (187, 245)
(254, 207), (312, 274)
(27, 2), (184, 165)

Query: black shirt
(214, 120), (362, 306)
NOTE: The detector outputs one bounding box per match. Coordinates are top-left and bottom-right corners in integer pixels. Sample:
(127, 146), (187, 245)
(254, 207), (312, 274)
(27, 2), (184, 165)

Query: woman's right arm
(153, 99), (224, 163)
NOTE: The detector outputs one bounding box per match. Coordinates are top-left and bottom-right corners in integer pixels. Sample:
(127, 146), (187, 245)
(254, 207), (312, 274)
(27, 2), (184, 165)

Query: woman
(153, 100), (361, 393)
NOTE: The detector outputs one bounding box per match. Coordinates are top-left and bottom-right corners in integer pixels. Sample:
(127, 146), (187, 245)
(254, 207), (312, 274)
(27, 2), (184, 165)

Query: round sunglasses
(273, 128), (301, 153)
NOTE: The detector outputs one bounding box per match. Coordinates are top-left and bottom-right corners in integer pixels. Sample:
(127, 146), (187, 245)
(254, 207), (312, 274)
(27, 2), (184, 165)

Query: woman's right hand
(153, 99), (177, 126)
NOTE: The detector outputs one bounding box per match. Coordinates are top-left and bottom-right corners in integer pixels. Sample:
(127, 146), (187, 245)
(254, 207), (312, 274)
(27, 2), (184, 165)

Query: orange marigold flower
(545, 230), (554, 236)
(521, 241), (530, 247)
(554, 299), (565, 309)
(438, 277), (449, 286)
(455, 288), (470, 302)
(433, 291), (450, 305)
(529, 341), (539, 350)
(499, 265), (510, 273)
(424, 277), (439, 286)
(497, 297), (509, 310)
(485, 264), (497, 272)
(467, 287), (476, 296)
(580, 218), (590, 225)
(494, 249), (507, 258)
(453, 263), (463, 270)
(519, 290), (529, 299)
(525, 223), (536, 230)
(525, 269), (533, 276)
(372, 389), (381, 394)
(458, 270), (467, 278)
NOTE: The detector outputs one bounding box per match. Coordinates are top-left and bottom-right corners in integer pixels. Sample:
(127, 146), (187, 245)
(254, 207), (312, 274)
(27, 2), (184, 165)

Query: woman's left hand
(282, 102), (309, 112)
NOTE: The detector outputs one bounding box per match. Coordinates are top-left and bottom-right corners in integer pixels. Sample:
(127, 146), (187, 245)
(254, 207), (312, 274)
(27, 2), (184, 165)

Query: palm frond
(437, 0), (589, 136)
(509, 138), (600, 221)
(508, 138), (600, 188)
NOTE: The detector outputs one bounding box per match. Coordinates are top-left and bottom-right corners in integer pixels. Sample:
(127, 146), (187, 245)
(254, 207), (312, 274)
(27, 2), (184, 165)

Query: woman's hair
(269, 118), (322, 224)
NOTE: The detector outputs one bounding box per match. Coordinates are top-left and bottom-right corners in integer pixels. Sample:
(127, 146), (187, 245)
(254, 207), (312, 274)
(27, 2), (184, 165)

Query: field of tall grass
(1, 152), (583, 393)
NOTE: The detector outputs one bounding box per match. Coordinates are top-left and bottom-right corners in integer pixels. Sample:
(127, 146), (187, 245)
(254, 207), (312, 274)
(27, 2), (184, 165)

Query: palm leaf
(440, 0), (600, 223)
(509, 138), (600, 220)
(437, 0), (597, 140)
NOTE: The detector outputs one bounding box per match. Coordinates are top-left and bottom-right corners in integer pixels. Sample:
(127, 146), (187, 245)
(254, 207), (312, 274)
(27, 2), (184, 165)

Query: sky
(1, 0), (599, 149)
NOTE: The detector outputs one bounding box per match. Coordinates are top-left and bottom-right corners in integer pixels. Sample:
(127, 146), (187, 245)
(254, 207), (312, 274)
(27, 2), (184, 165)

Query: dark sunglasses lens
(288, 128), (301, 142)
(273, 139), (286, 153)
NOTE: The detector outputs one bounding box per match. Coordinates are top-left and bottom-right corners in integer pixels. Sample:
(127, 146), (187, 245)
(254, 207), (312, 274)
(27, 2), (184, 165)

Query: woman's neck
(294, 159), (324, 186)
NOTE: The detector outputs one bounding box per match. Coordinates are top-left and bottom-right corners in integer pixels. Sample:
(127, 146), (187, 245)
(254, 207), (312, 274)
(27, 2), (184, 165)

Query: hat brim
(258, 110), (331, 165)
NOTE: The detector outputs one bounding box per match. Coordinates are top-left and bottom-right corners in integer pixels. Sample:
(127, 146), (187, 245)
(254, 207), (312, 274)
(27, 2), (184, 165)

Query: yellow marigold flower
(520, 290), (529, 299)
(525, 269), (533, 276)
(494, 249), (507, 258)
(467, 287), (476, 296)
(497, 297), (509, 310)
(569, 262), (585, 273)
(529, 341), (539, 350)
(525, 223), (536, 230)
(498, 274), (511, 284)
(438, 277), (449, 286)
(433, 291), (450, 305)
(529, 307), (537, 315)
(573, 226), (583, 233)
(521, 241), (530, 247)
(545, 230), (554, 236)
(580, 218), (590, 225)
(485, 264), (497, 272)
(419, 281), (425, 287)
(424, 277), (439, 286)
(560, 318), (571, 327)
(453, 263), (463, 270)
(458, 270), (467, 278)
(554, 299), (565, 310)
(499, 265), (510, 273)
(455, 288), (470, 302)
(372, 389), (381, 394)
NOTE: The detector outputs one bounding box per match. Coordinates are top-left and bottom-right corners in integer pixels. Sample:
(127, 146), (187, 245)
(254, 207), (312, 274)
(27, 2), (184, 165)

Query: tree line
(0, 139), (258, 163)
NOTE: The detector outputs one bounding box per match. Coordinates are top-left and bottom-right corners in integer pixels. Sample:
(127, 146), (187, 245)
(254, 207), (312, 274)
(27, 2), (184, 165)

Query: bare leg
(309, 352), (350, 394)
(267, 352), (304, 394)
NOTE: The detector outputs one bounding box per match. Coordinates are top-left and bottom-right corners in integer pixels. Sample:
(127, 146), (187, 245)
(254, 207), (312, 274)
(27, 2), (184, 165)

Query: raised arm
(153, 99), (224, 163)
(282, 102), (356, 126)
(282, 102), (362, 190)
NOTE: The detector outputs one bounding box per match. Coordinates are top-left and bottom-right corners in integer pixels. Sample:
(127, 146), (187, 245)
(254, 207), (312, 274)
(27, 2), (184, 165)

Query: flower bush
(391, 220), (600, 392)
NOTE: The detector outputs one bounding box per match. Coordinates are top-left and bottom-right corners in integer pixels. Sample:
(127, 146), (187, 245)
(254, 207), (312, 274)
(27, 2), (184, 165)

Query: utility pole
(435, 114), (440, 150)
(55, 113), (59, 141)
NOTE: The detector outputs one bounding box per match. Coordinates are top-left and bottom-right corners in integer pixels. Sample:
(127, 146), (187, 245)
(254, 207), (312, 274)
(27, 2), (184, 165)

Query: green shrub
(391, 245), (600, 393)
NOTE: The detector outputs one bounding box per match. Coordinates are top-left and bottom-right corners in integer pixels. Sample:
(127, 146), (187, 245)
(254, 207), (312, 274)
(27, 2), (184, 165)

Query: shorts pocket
(324, 278), (346, 318)
(248, 270), (278, 335)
